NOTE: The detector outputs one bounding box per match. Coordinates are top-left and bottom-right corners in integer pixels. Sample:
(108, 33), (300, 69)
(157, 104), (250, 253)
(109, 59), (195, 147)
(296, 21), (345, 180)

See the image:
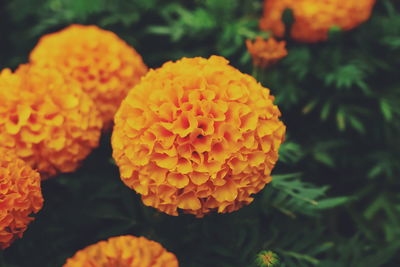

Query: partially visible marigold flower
(246, 37), (287, 68)
(0, 149), (43, 249)
(63, 235), (179, 267)
(112, 56), (286, 217)
(0, 65), (102, 178)
(30, 24), (148, 128)
(260, 0), (376, 43)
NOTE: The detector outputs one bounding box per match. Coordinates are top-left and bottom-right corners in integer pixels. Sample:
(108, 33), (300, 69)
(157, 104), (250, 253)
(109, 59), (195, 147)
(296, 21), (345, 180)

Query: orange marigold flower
(0, 65), (102, 179)
(63, 235), (179, 267)
(260, 0), (376, 43)
(29, 24), (148, 129)
(112, 56), (286, 217)
(0, 148), (43, 249)
(246, 37), (287, 68)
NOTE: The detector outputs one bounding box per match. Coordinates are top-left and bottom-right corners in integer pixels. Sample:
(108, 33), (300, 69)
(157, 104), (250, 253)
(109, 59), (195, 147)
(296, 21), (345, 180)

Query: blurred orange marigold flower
(246, 37), (287, 68)
(112, 56), (286, 217)
(260, 0), (376, 43)
(63, 235), (179, 267)
(0, 149), (43, 249)
(0, 65), (102, 178)
(30, 24), (148, 129)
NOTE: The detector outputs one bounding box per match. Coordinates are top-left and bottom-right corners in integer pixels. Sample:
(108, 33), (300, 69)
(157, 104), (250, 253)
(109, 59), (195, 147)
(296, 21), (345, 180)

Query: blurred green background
(1, 0), (400, 266)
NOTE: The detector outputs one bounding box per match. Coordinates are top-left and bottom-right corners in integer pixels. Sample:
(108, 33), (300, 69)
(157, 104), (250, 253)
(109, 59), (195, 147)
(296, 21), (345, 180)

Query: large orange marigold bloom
(0, 149), (43, 249)
(260, 0), (376, 43)
(30, 24), (148, 128)
(246, 37), (287, 68)
(112, 56), (286, 217)
(63, 235), (179, 267)
(0, 65), (102, 178)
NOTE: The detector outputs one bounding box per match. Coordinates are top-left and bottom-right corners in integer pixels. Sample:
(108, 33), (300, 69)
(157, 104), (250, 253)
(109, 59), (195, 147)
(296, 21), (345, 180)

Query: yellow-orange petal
(178, 192), (201, 210)
(212, 180), (238, 202)
(167, 173), (189, 189)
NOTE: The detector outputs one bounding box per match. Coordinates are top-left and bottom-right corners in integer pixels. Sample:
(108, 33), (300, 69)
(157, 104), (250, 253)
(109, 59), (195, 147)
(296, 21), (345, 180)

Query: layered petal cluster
(112, 56), (286, 217)
(0, 65), (102, 178)
(0, 149), (43, 249)
(30, 24), (148, 128)
(63, 235), (179, 267)
(246, 37), (288, 68)
(260, 0), (376, 42)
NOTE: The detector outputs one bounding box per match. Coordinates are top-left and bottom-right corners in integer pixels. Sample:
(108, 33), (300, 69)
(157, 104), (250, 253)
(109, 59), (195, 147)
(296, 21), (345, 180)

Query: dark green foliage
(1, 0), (399, 266)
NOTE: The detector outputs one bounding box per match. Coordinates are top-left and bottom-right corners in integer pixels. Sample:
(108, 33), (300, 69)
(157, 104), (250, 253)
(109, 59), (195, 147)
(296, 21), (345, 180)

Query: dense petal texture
(246, 37), (288, 68)
(0, 149), (43, 249)
(30, 24), (148, 128)
(112, 56), (286, 217)
(63, 235), (179, 267)
(0, 65), (102, 178)
(260, 0), (376, 42)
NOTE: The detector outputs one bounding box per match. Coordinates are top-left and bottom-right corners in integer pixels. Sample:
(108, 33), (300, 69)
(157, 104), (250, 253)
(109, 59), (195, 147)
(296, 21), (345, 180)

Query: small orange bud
(246, 37), (288, 68)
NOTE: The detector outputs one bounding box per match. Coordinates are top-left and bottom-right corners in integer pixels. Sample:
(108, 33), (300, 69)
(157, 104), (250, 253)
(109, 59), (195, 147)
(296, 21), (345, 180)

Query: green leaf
(380, 98), (393, 121)
(315, 196), (351, 210)
(314, 152), (335, 167)
(320, 101), (332, 121)
(348, 115), (366, 134)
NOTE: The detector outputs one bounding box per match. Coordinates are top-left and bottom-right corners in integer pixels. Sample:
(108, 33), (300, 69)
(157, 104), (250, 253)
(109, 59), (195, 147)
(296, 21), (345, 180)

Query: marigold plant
(246, 37), (288, 68)
(0, 65), (102, 178)
(259, 0), (376, 42)
(63, 235), (179, 267)
(29, 24), (148, 128)
(112, 56), (286, 217)
(0, 149), (43, 249)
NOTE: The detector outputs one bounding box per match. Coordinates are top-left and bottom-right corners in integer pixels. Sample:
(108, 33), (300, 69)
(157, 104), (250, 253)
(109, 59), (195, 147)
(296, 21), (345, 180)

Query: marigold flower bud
(112, 56), (286, 217)
(0, 65), (102, 178)
(256, 250), (279, 267)
(30, 24), (148, 129)
(246, 37), (288, 68)
(63, 235), (179, 267)
(0, 149), (43, 249)
(260, 0), (376, 43)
